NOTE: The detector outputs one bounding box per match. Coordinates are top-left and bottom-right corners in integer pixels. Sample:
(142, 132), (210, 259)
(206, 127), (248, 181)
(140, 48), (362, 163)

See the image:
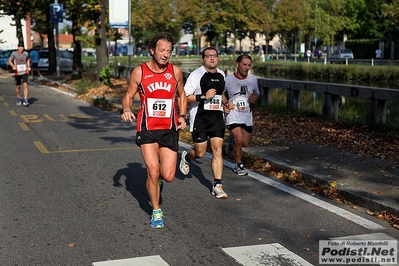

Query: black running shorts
(191, 128), (225, 143)
(136, 129), (179, 151)
(226, 123), (253, 133)
(15, 74), (28, 86)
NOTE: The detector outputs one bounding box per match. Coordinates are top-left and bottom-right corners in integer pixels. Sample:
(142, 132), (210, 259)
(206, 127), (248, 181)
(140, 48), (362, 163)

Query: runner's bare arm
(121, 67), (141, 122)
(8, 56), (15, 70)
(174, 66), (187, 130)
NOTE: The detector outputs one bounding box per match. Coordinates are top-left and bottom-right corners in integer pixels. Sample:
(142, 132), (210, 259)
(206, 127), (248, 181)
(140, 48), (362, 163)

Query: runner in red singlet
(121, 32), (187, 229)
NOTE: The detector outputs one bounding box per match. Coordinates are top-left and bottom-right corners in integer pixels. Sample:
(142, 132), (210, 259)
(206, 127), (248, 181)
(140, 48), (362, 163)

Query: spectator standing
(375, 48), (382, 59)
(224, 55), (260, 175)
(29, 49), (42, 77)
(179, 47), (229, 199)
(260, 50), (265, 62)
(121, 32), (187, 229)
(8, 42), (31, 106)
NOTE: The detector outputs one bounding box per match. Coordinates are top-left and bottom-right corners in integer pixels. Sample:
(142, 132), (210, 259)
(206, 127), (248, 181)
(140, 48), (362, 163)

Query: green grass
(74, 78), (98, 95)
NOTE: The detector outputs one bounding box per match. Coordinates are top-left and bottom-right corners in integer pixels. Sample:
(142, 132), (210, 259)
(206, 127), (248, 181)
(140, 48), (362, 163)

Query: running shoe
(212, 184), (228, 199)
(23, 99), (29, 106)
(16, 97), (21, 105)
(179, 150), (190, 175)
(226, 135), (234, 156)
(150, 209), (164, 228)
(233, 162), (248, 176)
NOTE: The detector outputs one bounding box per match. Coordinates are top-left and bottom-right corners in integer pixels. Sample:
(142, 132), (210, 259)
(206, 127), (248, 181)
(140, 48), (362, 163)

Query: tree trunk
(71, 12), (82, 80)
(14, 15), (24, 44)
(95, 0), (109, 81)
(46, 5), (56, 75)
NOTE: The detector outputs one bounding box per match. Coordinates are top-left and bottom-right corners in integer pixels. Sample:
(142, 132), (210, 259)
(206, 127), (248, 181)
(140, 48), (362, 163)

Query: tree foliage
(2, 0), (399, 80)
(0, 0), (34, 45)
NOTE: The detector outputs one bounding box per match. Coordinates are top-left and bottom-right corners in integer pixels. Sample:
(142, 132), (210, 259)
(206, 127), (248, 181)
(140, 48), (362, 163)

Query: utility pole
(314, 2), (318, 50)
(127, 0), (132, 84)
(53, 0), (61, 78)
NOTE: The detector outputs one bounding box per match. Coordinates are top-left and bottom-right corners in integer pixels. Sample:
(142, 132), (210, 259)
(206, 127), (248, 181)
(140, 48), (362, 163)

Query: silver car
(330, 49), (354, 59)
(38, 50), (78, 72)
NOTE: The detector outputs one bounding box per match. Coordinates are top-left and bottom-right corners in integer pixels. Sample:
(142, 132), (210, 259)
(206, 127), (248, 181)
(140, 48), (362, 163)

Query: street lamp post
(54, 0), (60, 78)
(314, 2), (318, 50)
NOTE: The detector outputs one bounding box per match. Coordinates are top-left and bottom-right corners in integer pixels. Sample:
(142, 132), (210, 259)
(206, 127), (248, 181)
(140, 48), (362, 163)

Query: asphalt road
(1, 76), (398, 266)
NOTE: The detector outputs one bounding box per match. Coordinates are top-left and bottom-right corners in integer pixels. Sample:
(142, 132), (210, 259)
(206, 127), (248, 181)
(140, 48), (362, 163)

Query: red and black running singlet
(136, 63), (178, 132)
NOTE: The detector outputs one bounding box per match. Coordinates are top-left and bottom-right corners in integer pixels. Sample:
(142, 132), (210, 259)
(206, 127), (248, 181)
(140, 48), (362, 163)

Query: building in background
(0, 15), (30, 49)
(31, 32), (73, 49)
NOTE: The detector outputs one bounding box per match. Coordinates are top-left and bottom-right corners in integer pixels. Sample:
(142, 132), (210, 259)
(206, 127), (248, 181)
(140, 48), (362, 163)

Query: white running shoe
(179, 150), (190, 175)
(212, 184), (227, 199)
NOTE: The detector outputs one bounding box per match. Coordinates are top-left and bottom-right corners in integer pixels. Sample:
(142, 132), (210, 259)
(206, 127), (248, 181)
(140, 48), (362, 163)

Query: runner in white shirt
(8, 42), (31, 106)
(179, 47), (229, 199)
(224, 55), (260, 175)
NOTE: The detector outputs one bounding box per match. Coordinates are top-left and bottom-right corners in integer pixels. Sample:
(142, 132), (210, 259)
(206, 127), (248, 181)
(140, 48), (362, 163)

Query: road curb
(248, 148), (399, 217)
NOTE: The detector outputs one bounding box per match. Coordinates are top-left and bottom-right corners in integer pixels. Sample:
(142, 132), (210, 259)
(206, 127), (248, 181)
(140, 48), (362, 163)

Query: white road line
(93, 255), (169, 266)
(331, 232), (396, 241)
(223, 243), (313, 266)
(179, 142), (384, 230)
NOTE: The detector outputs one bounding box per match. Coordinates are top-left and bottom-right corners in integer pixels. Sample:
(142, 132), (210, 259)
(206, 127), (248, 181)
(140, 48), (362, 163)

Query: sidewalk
(242, 141), (399, 216)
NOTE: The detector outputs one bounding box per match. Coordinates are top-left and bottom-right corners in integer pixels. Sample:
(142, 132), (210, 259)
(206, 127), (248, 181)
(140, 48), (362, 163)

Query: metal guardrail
(256, 77), (398, 126)
(267, 55), (399, 66)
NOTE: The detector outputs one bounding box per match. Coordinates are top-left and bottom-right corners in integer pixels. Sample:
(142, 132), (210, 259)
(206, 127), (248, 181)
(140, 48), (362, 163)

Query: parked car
(178, 49), (193, 56)
(0, 49), (16, 70)
(82, 50), (96, 57)
(329, 49), (354, 59)
(38, 50), (82, 72)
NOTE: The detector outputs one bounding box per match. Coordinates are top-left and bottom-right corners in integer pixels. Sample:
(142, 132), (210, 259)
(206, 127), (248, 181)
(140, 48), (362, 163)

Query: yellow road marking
(33, 141), (50, 154)
(52, 147), (136, 153)
(19, 122), (30, 131)
(0, 96), (4, 101)
(3, 102), (9, 107)
(20, 115), (43, 123)
(33, 141), (136, 154)
(44, 114), (68, 122)
(9, 110), (17, 116)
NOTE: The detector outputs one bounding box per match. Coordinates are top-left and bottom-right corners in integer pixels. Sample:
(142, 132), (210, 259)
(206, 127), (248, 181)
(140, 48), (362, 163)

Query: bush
(100, 66), (111, 86)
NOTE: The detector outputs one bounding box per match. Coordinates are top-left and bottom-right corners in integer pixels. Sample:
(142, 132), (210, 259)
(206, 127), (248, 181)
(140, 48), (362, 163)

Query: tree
(0, 0), (34, 45)
(131, 0), (181, 47)
(175, 0), (208, 54)
(76, 0), (108, 80)
(29, 0), (63, 74)
(383, 0), (399, 32)
(275, 0), (305, 52)
(65, 0), (85, 79)
(30, 3), (48, 49)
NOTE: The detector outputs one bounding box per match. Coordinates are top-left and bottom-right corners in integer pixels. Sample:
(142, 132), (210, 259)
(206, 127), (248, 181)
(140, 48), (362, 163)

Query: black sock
(184, 153), (191, 163)
(214, 179), (221, 186)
